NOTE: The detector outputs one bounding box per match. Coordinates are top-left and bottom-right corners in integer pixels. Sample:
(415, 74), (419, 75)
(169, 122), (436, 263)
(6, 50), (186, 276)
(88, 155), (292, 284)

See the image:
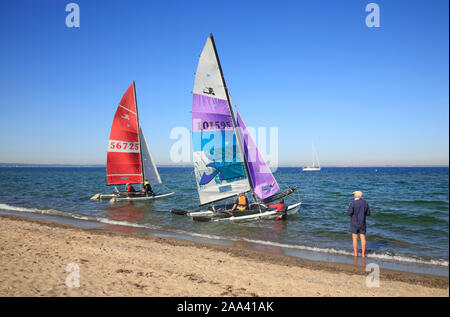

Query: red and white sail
(106, 83), (143, 185)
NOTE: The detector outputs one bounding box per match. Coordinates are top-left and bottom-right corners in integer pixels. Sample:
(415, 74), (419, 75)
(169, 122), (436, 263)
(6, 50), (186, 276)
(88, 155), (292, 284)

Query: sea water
(0, 166), (448, 276)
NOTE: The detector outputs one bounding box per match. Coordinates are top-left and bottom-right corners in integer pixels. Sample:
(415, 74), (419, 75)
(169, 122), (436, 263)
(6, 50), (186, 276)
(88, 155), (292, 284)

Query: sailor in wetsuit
(231, 193), (249, 211)
(269, 199), (288, 222)
(143, 180), (154, 196)
(126, 183), (136, 196)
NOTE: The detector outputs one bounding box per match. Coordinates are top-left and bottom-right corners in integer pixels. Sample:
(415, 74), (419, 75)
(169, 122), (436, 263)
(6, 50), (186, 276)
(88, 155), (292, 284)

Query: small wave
(0, 203), (68, 217)
(95, 218), (158, 230)
(0, 203), (159, 231)
(179, 231), (449, 267)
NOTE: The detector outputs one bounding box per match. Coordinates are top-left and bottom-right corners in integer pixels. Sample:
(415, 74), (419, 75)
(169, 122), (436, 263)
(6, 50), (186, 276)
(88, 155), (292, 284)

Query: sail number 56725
(108, 140), (140, 153)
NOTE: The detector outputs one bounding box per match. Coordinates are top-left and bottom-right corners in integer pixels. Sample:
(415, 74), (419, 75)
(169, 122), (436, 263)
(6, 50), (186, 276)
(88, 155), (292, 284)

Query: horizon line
(1, 163), (448, 168)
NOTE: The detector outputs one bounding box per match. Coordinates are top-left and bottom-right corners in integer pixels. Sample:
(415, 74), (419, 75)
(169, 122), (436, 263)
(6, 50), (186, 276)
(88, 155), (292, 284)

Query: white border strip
(119, 104), (137, 115)
(107, 174), (142, 176)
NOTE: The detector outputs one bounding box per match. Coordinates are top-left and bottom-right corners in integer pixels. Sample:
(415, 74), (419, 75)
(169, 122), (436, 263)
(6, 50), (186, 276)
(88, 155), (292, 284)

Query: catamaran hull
(170, 187), (298, 216)
(188, 202), (301, 222)
(91, 192), (174, 202)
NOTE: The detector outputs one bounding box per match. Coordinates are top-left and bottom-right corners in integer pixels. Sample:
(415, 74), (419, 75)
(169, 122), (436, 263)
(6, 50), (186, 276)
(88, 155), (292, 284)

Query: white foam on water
(179, 231), (449, 267)
(366, 252), (448, 267)
(0, 203), (67, 216)
(95, 217), (158, 230)
(0, 203), (159, 231)
(71, 215), (90, 221)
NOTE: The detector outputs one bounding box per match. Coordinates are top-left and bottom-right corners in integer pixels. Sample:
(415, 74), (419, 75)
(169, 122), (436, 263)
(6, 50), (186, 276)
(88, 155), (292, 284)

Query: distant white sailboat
(302, 142), (321, 171)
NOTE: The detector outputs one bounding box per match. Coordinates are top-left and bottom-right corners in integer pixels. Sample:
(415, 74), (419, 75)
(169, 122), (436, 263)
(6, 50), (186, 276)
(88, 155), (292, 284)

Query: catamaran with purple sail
(172, 34), (301, 221)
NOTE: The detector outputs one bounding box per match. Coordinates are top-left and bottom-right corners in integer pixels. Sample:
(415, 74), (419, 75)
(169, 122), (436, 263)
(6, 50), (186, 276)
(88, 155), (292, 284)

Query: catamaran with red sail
(171, 34), (301, 221)
(91, 82), (174, 202)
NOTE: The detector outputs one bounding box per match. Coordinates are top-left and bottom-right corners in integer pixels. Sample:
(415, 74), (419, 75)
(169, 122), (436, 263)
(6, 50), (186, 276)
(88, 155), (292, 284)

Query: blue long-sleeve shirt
(348, 199), (371, 229)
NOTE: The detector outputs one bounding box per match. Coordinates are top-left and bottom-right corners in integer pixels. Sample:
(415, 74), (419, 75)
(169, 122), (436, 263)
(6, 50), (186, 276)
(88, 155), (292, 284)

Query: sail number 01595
(198, 121), (232, 131)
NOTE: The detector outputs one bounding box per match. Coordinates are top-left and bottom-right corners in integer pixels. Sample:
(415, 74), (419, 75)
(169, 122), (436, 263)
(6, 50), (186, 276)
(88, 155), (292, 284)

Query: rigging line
(228, 91), (240, 113)
(160, 183), (172, 193)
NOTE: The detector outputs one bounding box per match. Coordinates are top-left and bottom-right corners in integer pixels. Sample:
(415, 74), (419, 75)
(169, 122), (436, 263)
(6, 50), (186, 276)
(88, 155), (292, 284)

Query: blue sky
(0, 0), (448, 166)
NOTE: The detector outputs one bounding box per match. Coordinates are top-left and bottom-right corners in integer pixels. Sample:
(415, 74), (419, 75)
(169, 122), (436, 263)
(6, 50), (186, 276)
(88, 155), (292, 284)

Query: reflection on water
(104, 202), (147, 234)
(353, 256), (366, 267)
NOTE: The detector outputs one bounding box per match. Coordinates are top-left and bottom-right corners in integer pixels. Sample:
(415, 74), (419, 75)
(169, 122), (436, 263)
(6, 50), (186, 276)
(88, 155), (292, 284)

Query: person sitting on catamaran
(126, 183), (136, 196)
(143, 180), (154, 196)
(231, 193), (249, 211)
(269, 199), (288, 222)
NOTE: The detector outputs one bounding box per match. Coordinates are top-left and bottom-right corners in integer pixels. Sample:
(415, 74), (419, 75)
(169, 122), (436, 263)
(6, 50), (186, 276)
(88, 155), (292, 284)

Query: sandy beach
(0, 214), (447, 297)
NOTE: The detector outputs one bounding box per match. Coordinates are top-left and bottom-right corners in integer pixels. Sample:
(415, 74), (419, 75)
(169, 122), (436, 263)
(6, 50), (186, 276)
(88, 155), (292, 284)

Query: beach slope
(0, 215), (447, 297)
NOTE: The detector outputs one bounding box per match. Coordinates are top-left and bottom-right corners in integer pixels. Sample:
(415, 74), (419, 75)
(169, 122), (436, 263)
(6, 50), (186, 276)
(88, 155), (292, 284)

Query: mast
(208, 33), (257, 202)
(133, 80), (145, 184)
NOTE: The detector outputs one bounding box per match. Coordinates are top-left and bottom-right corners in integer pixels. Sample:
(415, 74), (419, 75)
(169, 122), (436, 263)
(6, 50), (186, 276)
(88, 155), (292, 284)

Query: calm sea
(0, 167), (448, 276)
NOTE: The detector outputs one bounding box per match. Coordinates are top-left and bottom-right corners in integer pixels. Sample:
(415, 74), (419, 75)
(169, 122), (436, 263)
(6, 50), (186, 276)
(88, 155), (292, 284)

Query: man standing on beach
(348, 191), (370, 257)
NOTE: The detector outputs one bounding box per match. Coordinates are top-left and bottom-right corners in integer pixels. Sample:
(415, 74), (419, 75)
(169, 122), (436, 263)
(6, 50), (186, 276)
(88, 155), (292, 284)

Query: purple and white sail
(236, 111), (280, 200)
(192, 36), (251, 206)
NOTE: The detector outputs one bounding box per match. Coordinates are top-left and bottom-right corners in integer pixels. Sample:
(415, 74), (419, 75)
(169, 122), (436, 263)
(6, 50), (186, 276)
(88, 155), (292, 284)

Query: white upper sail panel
(193, 37), (228, 101)
(139, 127), (162, 185)
(311, 141), (320, 168)
(192, 35), (251, 205)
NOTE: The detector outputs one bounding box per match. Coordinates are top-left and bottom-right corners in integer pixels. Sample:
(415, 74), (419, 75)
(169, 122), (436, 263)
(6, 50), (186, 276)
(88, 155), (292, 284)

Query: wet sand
(0, 214), (447, 297)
